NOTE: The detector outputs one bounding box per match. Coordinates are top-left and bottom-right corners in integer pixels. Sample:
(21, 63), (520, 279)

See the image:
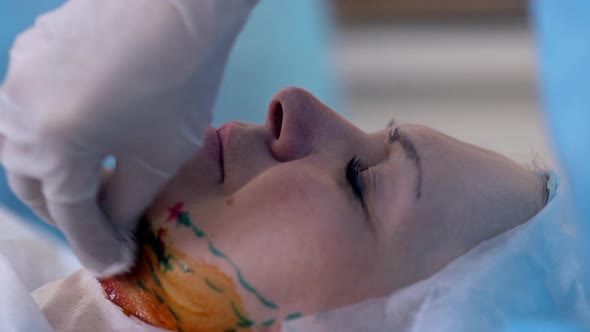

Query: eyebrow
(388, 127), (423, 199)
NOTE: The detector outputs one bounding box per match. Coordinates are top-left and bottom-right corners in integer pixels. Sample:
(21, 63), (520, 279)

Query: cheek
(146, 168), (382, 315)
(221, 174), (357, 249)
(212, 174), (378, 310)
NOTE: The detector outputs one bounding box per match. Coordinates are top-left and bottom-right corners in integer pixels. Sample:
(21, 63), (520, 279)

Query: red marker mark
(166, 202), (186, 222)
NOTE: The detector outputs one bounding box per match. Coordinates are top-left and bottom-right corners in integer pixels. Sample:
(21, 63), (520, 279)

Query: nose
(266, 87), (358, 161)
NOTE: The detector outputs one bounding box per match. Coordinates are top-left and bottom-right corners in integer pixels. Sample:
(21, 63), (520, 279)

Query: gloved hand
(0, 0), (257, 277)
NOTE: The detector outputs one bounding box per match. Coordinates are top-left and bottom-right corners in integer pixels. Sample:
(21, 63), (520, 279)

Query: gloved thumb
(39, 155), (137, 277)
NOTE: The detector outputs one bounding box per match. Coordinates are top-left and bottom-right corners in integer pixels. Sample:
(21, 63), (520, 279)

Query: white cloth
(0, 0), (258, 276)
(0, 206), (77, 331)
(32, 270), (170, 332)
(0, 204), (163, 331)
(0, 261), (169, 332)
(0, 206), (79, 291)
(0, 255), (53, 332)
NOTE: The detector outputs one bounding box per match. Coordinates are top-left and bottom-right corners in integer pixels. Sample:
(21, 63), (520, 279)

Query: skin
(101, 87), (546, 331)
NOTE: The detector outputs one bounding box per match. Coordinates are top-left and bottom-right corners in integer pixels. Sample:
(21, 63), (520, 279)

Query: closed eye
(345, 156), (367, 206)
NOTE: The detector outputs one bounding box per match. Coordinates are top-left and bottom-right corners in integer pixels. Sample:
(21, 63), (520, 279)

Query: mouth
(209, 122), (271, 188)
(202, 126), (224, 182)
(216, 127), (225, 182)
(215, 122), (249, 184)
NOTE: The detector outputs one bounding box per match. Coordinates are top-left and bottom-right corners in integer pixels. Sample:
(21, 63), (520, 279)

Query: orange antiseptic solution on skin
(99, 241), (253, 332)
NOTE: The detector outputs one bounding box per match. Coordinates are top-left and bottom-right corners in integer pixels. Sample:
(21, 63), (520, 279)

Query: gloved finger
(47, 196), (137, 278)
(0, 91), (29, 141)
(42, 155), (137, 277)
(0, 95), (10, 159)
(6, 173), (54, 226)
(99, 166), (115, 191)
(0, 134), (5, 162)
(100, 156), (176, 232)
(0, 93), (18, 161)
(0, 138), (54, 224)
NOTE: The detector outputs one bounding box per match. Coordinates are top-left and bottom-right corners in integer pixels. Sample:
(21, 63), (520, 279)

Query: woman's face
(102, 87), (544, 331)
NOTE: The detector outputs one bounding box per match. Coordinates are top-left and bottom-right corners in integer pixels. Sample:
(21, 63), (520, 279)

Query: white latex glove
(0, 0), (257, 277)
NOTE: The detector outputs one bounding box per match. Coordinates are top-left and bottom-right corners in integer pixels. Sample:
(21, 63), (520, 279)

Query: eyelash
(345, 156), (367, 206)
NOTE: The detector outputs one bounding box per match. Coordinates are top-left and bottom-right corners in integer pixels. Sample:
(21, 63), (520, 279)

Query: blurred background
(331, 0), (553, 165)
(1, 0), (548, 165)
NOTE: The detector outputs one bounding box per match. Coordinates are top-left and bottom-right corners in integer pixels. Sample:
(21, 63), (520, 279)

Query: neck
(99, 223), (257, 332)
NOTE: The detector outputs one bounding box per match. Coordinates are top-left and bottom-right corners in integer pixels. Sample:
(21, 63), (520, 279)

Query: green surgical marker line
(136, 280), (148, 291)
(208, 240), (278, 309)
(231, 301), (254, 328)
(204, 277), (224, 293)
(165, 207), (281, 310)
(262, 319), (276, 326)
(286, 312), (302, 321)
(146, 257), (162, 288)
(235, 270), (278, 309)
(191, 224), (206, 237)
(161, 255), (173, 272)
(153, 290), (165, 303)
(237, 321), (254, 328)
(175, 212), (205, 238)
(167, 305), (181, 322)
(177, 213), (192, 227)
(208, 240), (227, 259)
(141, 223), (172, 271)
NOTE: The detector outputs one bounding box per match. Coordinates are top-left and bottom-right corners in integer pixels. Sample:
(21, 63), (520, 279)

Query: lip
(216, 122), (235, 165)
(202, 126), (224, 182)
(215, 122), (247, 180)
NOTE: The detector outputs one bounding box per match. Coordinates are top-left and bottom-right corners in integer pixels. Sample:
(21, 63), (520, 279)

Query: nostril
(269, 101), (284, 140)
